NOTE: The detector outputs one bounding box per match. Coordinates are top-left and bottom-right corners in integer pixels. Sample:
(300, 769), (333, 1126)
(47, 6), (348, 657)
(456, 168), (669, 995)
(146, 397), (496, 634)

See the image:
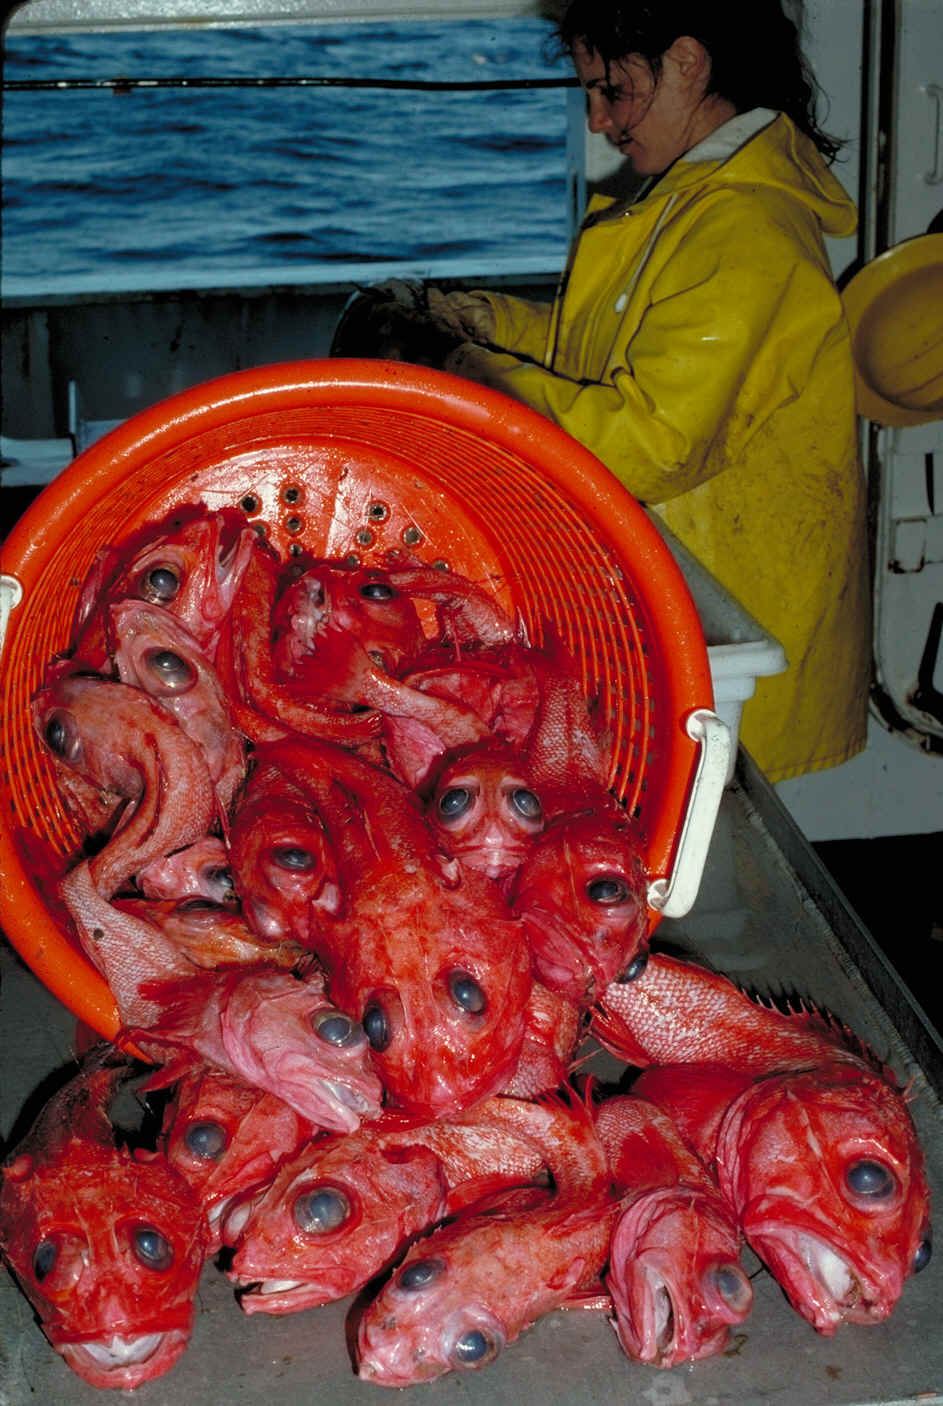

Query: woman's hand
(330, 281), (463, 367)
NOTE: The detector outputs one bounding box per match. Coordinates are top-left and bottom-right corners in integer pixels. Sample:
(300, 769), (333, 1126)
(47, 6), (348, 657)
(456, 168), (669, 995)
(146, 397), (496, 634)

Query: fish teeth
(257, 1278), (305, 1295)
(324, 1080), (372, 1114)
(79, 1333), (164, 1367)
(799, 1234), (855, 1301)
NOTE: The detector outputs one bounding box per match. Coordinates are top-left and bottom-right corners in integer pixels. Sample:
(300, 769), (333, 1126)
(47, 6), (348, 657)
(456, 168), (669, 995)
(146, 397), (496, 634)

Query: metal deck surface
(2, 759), (941, 1406)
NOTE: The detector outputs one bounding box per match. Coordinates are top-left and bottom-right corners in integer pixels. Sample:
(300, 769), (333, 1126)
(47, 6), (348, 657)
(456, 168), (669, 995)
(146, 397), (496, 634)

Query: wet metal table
(2, 754), (941, 1406)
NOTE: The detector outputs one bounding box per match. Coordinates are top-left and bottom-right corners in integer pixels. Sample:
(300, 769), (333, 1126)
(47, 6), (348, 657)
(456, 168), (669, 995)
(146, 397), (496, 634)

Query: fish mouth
(747, 1226), (893, 1333)
(319, 1079), (381, 1131)
(608, 1191), (752, 1367)
(58, 1329), (189, 1390)
(234, 1276), (311, 1316)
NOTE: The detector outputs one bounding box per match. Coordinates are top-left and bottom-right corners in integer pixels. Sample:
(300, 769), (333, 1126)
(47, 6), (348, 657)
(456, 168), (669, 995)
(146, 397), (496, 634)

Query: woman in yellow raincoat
(333, 0), (870, 784)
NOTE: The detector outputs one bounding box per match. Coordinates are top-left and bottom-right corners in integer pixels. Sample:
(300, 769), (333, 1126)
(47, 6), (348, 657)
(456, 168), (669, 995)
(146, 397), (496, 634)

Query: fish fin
(546, 1257), (589, 1295)
(115, 1028), (201, 1089)
(444, 1173), (544, 1216)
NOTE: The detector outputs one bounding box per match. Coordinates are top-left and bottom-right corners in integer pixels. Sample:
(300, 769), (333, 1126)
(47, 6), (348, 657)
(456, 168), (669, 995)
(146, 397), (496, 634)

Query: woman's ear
(665, 35), (711, 85)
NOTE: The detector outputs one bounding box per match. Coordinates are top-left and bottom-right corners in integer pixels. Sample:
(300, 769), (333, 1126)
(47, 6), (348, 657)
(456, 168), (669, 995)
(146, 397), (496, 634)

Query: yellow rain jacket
(445, 112), (870, 783)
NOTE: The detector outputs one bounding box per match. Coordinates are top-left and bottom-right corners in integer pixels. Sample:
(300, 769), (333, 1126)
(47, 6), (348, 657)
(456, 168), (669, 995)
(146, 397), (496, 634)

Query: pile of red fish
(0, 504), (932, 1392)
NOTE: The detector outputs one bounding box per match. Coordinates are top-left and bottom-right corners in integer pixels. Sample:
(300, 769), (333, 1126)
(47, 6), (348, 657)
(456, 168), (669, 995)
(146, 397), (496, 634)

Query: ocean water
(1, 19), (573, 295)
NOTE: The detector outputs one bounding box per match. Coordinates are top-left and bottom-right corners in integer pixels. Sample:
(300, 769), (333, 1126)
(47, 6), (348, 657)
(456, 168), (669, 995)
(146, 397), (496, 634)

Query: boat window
(2, 19), (574, 297)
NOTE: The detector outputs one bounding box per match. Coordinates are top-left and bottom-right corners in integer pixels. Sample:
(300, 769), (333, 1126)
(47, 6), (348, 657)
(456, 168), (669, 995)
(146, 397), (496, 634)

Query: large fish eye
(142, 565), (180, 602)
(143, 648), (196, 692)
(615, 951), (648, 983)
(710, 1262), (752, 1312)
(397, 1257), (445, 1292)
(44, 712), (81, 763)
(184, 1120), (228, 1161)
(205, 866), (235, 893)
(509, 787), (541, 820)
(33, 1238), (58, 1282)
(312, 1010), (363, 1048)
(292, 1186), (350, 1234)
(272, 845), (317, 872)
(437, 787), (472, 820)
(587, 875), (630, 905)
(450, 1327), (501, 1369)
(914, 1234), (932, 1273)
(359, 581), (395, 601)
(447, 970), (487, 1015)
(363, 1001), (391, 1052)
(131, 1226), (174, 1271)
(845, 1159), (897, 1199)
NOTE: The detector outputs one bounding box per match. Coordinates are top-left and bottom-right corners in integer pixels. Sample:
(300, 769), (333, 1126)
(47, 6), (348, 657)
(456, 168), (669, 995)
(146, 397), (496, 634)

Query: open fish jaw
(746, 1223), (894, 1332)
(58, 1327), (189, 1390)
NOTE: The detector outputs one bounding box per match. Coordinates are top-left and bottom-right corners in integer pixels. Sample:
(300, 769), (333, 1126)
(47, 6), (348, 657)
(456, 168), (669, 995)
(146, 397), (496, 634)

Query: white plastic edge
(0, 575), (24, 656)
(646, 708), (732, 919)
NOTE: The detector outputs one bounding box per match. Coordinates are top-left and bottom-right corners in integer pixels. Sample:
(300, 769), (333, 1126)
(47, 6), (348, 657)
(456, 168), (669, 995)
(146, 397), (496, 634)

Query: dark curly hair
(555, 0), (843, 161)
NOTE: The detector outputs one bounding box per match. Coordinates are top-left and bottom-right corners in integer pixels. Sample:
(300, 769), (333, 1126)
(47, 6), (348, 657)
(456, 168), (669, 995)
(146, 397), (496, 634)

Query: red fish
(122, 963), (384, 1135)
(510, 812), (648, 1004)
(228, 759), (342, 948)
(425, 739), (544, 881)
(224, 1095), (586, 1314)
(633, 1060), (932, 1336)
(214, 538), (383, 746)
(33, 673), (218, 899)
(161, 1066), (315, 1255)
(356, 1093), (617, 1386)
(593, 950), (876, 1074)
(271, 558), (426, 681)
(386, 563), (519, 653)
(55, 855), (382, 1134)
(112, 896), (305, 972)
(69, 504), (256, 671)
(595, 1093), (753, 1367)
(224, 1131), (449, 1314)
(257, 736), (533, 1118)
(136, 835), (235, 905)
(0, 1053), (206, 1391)
(111, 601), (247, 814)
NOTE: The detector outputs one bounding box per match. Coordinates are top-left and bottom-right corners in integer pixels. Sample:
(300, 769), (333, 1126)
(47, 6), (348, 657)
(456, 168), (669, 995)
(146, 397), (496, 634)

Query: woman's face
(572, 39), (712, 177)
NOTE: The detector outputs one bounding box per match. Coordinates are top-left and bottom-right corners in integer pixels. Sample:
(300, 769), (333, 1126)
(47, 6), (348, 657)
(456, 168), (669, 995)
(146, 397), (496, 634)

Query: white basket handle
(0, 574), (23, 655)
(646, 708), (731, 919)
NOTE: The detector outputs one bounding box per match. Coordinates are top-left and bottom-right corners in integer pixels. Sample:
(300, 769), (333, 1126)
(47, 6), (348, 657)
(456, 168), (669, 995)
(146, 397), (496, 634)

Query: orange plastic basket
(0, 359), (714, 1039)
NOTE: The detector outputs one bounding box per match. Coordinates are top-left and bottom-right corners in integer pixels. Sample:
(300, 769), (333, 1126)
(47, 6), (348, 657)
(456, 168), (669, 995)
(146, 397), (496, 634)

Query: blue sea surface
(2, 19), (573, 295)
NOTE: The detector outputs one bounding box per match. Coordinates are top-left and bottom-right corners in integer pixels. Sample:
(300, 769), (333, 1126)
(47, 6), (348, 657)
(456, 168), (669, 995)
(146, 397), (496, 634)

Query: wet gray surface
(1, 766), (941, 1406)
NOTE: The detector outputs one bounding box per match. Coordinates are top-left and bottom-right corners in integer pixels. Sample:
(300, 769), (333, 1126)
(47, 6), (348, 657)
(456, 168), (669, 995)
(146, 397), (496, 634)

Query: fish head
(271, 560), (425, 677)
(716, 1062), (932, 1334)
(220, 969), (385, 1133)
(357, 1240), (510, 1386)
(162, 1067), (313, 1254)
(32, 672), (148, 800)
(607, 1184), (753, 1367)
(343, 905), (533, 1118)
(1, 1128), (205, 1390)
(510, 813), (649, 1003)
(427, 742), (544, 880)
(230, 767), (342, 945)
(225, 1134), (448, 1313)
(136, 835), (235, 904)
(106, 506), (255, 653)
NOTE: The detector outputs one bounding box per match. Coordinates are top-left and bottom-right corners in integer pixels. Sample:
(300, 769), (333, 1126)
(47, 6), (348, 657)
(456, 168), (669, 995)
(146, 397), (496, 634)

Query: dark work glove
(330, 281), (463, 367)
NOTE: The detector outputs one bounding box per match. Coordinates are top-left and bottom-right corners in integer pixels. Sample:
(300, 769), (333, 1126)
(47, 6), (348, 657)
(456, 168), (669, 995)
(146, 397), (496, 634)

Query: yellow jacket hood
(589, 110), (857, 241)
